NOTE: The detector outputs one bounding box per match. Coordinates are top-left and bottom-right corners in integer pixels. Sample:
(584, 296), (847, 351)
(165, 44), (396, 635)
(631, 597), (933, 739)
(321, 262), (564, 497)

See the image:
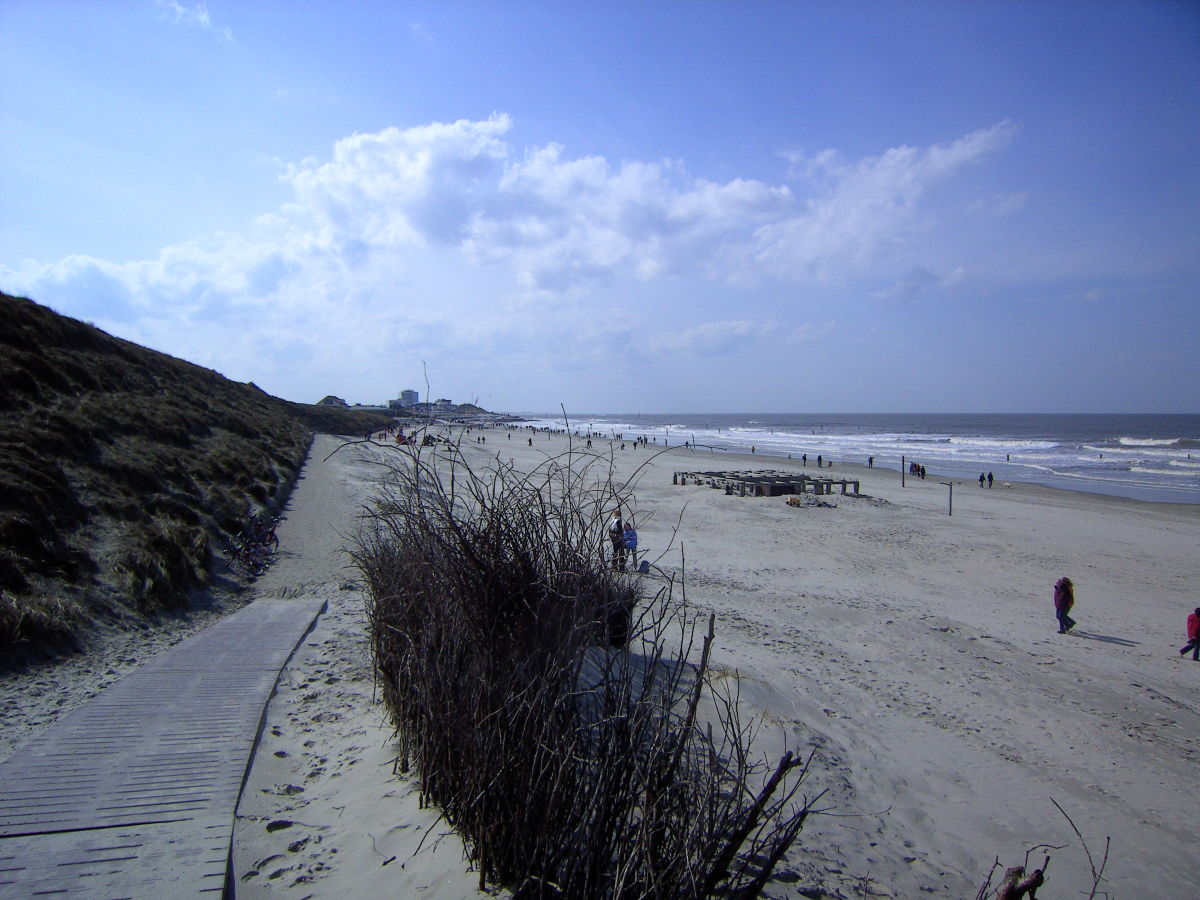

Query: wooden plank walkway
(0, 599), (325, 899)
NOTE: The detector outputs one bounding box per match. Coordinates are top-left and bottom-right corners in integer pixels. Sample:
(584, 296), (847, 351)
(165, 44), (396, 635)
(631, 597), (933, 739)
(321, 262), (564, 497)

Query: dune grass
(0, 291), (392, 656)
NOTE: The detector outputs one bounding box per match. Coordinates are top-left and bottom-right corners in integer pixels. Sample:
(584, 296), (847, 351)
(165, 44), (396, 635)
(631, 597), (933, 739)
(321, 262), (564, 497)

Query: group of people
(978, 472), (995, 487)
(908, 461), (927, 479)
(1053, 576), (1198, 658)
(606, 508), (638, 571)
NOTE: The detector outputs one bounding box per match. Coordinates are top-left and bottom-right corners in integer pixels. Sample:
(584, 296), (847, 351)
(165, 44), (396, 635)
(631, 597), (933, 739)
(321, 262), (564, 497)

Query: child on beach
(1054, 576), (1076, 634)
(1179, 607), (1200, 660)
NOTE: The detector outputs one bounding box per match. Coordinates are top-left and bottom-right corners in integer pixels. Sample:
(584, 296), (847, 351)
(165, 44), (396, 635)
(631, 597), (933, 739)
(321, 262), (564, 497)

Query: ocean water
(515, 413), (1200, 505)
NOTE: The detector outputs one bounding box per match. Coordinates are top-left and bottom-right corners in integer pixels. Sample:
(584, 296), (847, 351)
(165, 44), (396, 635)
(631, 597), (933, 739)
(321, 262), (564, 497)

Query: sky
(2, 1), (1198, 414)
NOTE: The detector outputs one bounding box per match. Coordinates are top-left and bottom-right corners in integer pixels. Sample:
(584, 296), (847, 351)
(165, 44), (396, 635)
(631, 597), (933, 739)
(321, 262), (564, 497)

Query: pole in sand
(902, 455), (906, 488)
(940, 481), (954, 516)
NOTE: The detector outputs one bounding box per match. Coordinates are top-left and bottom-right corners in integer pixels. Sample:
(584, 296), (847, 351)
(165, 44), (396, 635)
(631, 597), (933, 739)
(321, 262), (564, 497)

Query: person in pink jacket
(1053, 576), (1076, 634)
(1179, 607), (1200, 660)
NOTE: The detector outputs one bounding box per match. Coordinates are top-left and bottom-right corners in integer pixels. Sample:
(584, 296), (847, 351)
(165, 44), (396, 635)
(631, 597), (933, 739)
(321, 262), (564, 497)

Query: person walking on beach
(1054, 576), (1077, 634)
(979, 473), (986, 487)
(1179, 607), (1200, 660)
(622, 520), (638, 569)
(988, 472), (994, 488)
(608, 508), (626, 571)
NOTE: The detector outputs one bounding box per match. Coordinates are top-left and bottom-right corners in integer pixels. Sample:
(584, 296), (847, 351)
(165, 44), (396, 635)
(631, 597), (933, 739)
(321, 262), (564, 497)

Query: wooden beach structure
(0, 599), (325, 898)
(673, 469), (860, 497)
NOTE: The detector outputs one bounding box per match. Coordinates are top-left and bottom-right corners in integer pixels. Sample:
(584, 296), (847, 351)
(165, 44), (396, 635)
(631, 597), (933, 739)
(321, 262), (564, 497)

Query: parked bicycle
(223, 534), (269, 577)
(244, 510), (282, 552)
(222, 511), (284, 578)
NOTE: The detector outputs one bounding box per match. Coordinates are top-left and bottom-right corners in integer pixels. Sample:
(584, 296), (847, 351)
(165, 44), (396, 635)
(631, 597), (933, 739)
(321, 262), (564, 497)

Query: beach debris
(786, 495), (838, 509)
(995, 859), (1046, 899)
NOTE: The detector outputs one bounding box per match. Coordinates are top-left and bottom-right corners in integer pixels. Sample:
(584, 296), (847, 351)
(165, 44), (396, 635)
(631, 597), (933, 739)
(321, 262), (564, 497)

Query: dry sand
(4, 430), (1197, 898)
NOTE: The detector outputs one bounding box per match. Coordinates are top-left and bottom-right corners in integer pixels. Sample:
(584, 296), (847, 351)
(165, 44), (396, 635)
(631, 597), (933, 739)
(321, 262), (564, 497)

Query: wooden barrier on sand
(673, 469), (860, 497)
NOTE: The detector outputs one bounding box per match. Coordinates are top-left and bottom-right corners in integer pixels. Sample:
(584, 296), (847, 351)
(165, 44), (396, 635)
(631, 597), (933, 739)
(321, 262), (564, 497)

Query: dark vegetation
(0, 291), (393, 655)
(352, 441), (818, 898)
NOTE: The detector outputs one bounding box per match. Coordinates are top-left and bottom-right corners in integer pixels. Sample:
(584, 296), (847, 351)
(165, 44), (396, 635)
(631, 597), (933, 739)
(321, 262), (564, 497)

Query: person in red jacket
(1179, 608), (1200, 660)
(1053, 576), (1076, 634)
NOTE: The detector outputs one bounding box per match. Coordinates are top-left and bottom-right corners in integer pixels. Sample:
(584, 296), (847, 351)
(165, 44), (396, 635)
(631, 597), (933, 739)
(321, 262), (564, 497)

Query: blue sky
(2, 1), (1197, 413)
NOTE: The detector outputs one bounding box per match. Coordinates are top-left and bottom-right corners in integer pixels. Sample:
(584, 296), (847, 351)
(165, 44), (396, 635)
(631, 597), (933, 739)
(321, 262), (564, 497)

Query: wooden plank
(0, 816), (229, 899)
(0, 599), (324, 898)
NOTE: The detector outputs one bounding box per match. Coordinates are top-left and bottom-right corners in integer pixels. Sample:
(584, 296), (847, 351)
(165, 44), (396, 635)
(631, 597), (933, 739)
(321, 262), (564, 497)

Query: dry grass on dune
(0, 291), (392, 657)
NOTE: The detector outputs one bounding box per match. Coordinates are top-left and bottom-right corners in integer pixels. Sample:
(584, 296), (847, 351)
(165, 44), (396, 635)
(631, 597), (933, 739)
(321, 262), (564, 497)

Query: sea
(513, 413), (1200, 505)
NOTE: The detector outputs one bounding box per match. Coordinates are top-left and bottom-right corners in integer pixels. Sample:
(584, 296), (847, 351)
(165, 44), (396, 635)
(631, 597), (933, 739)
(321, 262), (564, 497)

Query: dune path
(0, 598), (324, 898)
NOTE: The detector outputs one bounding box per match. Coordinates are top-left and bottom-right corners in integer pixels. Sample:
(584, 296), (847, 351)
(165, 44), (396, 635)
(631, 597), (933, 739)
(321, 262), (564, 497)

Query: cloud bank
(2, 115), (1014, 401)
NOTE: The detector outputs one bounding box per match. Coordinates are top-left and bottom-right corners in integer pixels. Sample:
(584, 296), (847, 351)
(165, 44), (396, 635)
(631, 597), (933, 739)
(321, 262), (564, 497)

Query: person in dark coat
(607, 508), (626, 571)
(1054, 576), (1076, 634)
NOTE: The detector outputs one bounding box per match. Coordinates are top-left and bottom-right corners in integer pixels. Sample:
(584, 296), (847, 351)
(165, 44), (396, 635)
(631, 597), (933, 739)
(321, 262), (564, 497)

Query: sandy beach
(4, 429), (1197, 898)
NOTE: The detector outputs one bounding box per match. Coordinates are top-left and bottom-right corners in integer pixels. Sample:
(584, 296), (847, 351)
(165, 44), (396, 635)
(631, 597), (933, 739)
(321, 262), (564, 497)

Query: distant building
(317, 395), (349, 408)
(434, 398), (453, 411)
(400, 389), (419, 406)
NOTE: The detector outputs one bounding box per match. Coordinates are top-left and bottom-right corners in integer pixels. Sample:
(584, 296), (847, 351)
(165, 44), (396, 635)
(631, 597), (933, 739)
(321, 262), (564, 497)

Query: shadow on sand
(1070, 630), (1139, 647)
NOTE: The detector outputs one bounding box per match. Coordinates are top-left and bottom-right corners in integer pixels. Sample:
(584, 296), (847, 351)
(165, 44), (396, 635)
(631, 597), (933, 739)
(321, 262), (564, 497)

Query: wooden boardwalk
(0, 599), (325, 899)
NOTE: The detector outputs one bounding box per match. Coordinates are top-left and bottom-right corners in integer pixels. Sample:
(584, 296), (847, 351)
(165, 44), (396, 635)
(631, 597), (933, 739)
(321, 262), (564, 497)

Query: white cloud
(649, 320), (773, 356)
(972, 191), (1029, 216)
(753, 121), (1017, 283)
(156, 1), (233, 42)
(2, 116), (1015, 399)
(873, 265), (968, 302)
(787, 321), (836, 343)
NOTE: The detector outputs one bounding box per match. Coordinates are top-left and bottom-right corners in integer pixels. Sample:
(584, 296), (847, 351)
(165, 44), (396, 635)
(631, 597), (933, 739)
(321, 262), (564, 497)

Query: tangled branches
(350, 438), (817, 898)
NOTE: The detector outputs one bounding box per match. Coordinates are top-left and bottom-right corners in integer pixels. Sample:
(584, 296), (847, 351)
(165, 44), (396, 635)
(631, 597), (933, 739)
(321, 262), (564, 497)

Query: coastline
(456, 432), (1198, 896)
(515, 412), (1200, 505)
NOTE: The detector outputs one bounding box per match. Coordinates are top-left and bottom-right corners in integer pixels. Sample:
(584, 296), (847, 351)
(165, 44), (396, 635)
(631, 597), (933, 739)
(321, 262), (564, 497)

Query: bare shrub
(351, 437), (818, 898)
(976, 799), (1111, 900)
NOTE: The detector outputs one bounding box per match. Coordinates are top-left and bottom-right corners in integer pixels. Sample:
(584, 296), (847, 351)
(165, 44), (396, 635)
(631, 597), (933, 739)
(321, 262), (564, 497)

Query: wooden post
(940, 481), (954, 516)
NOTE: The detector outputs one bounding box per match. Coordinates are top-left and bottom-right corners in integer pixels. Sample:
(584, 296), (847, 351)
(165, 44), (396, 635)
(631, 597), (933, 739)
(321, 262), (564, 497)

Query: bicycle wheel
(224, 541), (264, 577)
